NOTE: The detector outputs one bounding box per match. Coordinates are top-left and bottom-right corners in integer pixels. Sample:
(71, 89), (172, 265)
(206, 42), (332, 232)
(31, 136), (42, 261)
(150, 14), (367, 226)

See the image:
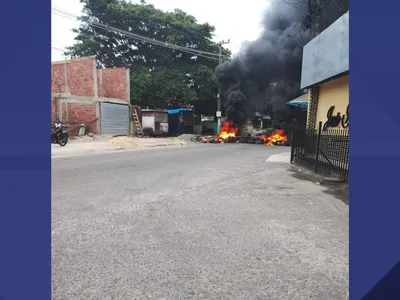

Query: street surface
(52, 144), (348, 300)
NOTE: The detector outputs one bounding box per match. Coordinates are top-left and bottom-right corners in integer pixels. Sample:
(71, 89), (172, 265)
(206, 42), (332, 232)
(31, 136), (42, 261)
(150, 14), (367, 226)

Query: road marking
(265, 151), (290, 163)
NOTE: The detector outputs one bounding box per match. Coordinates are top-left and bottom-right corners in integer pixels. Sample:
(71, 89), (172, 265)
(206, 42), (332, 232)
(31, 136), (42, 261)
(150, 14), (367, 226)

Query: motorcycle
(51, 124), (69, 146)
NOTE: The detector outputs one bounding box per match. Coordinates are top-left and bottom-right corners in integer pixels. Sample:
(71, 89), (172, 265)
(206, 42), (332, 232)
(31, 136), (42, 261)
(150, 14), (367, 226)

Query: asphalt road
(52, 144), (348, 300)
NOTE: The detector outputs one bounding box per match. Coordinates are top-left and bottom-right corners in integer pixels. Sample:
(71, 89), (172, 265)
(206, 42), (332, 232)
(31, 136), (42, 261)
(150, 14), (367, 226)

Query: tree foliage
(65, 0), (231, 110)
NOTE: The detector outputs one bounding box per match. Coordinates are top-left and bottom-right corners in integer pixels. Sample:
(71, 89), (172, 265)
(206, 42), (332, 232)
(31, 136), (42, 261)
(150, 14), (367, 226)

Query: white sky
(51, 0), (269, 61)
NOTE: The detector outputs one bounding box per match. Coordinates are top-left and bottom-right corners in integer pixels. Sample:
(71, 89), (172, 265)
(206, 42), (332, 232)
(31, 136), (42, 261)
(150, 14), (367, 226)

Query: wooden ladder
(132, 108), (144, 137)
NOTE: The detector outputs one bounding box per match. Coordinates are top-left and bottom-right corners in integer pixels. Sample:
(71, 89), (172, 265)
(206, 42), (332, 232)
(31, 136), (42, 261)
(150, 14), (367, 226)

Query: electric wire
(52, 7), (228, 62)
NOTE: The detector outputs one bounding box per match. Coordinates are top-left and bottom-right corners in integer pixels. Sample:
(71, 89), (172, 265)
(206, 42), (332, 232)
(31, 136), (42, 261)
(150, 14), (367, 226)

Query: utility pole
(307, 0), (322, 133)
(311, 0), (322, 38)
(212, 39), (230, 135)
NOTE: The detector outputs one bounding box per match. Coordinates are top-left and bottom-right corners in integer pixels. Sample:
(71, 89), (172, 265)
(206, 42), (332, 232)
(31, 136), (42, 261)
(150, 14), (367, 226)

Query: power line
(52, 46), (65, 52)
(53, 11), (220, 62)
(52, 7), (229, 62)
(329, 0), (344, 11)
(53, 41), (69, 50)
(267, 0), (308, 12)
(265, 0), (310, 53)
(54, 5), (214, 44)
(132, 66), (217, 85)
(276, 0), (341, 53)
(277, 11), (309, 54)
(280, 0), (308, 10)
(143, 91), (213, 102)
(52, 9), (224, 62)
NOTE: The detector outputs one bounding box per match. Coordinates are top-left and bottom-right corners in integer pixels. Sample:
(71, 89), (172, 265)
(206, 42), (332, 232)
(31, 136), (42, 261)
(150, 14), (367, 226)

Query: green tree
(65, 0), (230, 110)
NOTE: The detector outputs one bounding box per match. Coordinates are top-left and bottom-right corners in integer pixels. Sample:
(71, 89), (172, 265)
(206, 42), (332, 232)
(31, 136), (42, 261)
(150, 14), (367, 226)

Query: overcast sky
(51, 0), (269, 61)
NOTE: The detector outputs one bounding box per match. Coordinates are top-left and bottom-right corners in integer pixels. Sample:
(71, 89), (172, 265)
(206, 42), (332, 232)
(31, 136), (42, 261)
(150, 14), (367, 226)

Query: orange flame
(216, 121), (238, 143)
(260, 129), (288, 146)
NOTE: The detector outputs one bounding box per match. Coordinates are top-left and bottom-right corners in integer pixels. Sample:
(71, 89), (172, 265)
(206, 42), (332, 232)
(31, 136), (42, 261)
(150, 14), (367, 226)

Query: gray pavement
(52, 144), (348, 300)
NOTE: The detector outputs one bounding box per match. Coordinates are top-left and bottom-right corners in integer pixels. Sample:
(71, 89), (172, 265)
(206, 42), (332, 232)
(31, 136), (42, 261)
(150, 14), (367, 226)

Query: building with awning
(290, 11), (349, 182)
(166, 108), (195, 135)
(301, 11), (349, 132)
(286, 93), (308, 109)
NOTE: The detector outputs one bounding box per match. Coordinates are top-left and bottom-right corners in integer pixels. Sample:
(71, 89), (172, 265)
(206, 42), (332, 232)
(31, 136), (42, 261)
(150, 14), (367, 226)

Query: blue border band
(352, 1), (400, 299)
(0, 0), (51, 298)
(1, 0), (400, 298)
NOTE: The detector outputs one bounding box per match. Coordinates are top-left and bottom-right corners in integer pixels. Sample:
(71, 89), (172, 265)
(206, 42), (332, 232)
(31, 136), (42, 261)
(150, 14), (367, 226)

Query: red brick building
(51, 56), (131, 135)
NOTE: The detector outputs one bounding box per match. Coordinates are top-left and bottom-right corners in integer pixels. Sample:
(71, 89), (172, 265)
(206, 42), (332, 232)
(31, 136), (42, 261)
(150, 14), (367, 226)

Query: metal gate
(100, 102), (130, 135)
(290, 121), (349, 181)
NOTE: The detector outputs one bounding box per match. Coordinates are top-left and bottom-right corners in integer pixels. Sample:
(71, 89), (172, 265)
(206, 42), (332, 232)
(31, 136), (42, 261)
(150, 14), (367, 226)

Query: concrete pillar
(99, 69), (103, 97)
(63, 63), (69, 93)
(65, 101), (69, 123)
(96, 101), (101, 135)
(92, 59), (98, 98)
(306, 87), (320, 133)
(126, 68), (130, 103)
(57, 98), (63, 122)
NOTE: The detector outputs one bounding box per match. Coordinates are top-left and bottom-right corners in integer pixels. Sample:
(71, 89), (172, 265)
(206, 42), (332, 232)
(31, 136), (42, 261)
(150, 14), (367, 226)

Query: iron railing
(290, 121), (349, 181)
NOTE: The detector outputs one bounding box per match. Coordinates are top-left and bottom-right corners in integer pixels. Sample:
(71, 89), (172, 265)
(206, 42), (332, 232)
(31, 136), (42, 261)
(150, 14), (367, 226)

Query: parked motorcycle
(52, 123), (69, 146)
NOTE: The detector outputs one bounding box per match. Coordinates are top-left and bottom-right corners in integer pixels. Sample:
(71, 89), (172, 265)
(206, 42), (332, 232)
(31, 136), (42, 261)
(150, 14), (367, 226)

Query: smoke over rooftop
(215, 2), (310, 126)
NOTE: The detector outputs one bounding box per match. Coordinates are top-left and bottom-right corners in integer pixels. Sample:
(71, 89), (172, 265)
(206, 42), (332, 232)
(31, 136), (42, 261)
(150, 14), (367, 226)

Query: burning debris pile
(191, 121), (288, 146)
(216, 121), (238, 143)
(259, 129), (288, 146)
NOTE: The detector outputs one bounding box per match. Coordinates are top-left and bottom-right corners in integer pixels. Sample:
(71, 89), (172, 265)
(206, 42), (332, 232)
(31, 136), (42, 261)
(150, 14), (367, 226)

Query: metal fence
(290, 121), (349, 181)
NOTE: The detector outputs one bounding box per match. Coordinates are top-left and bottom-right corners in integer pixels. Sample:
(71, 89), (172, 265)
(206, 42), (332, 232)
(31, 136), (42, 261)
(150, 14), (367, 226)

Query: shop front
(311, 74), (349, 132)
(291, 11), (349, 181)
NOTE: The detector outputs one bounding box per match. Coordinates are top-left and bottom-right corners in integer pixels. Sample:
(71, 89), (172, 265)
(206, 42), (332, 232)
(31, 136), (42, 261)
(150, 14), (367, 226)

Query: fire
(260, 129), (288, 146)
(216, 121), (238, 142)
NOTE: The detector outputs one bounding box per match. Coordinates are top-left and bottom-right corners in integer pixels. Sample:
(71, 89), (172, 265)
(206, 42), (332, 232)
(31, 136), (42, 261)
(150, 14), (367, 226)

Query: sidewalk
(265, 151), (349, 204)
(52, 135), (187, 158)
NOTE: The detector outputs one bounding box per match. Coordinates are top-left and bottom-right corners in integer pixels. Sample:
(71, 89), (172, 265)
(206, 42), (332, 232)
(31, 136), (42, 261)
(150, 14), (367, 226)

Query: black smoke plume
(216, 0), (349, 127)
(216, 2), (310, 127)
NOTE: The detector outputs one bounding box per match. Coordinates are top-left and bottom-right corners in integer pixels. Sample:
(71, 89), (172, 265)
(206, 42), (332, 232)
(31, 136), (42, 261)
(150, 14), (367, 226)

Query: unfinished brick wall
(66, 57), (96, 97)
(51, 100), (98, 135)
(51, 56), (96, 97)
(66, 102), (98, 134)
(51, 56), (129, 101)
(51, 64), (66, 93)
(97, 68), (128, 101)
(51, 97), (57, 122)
